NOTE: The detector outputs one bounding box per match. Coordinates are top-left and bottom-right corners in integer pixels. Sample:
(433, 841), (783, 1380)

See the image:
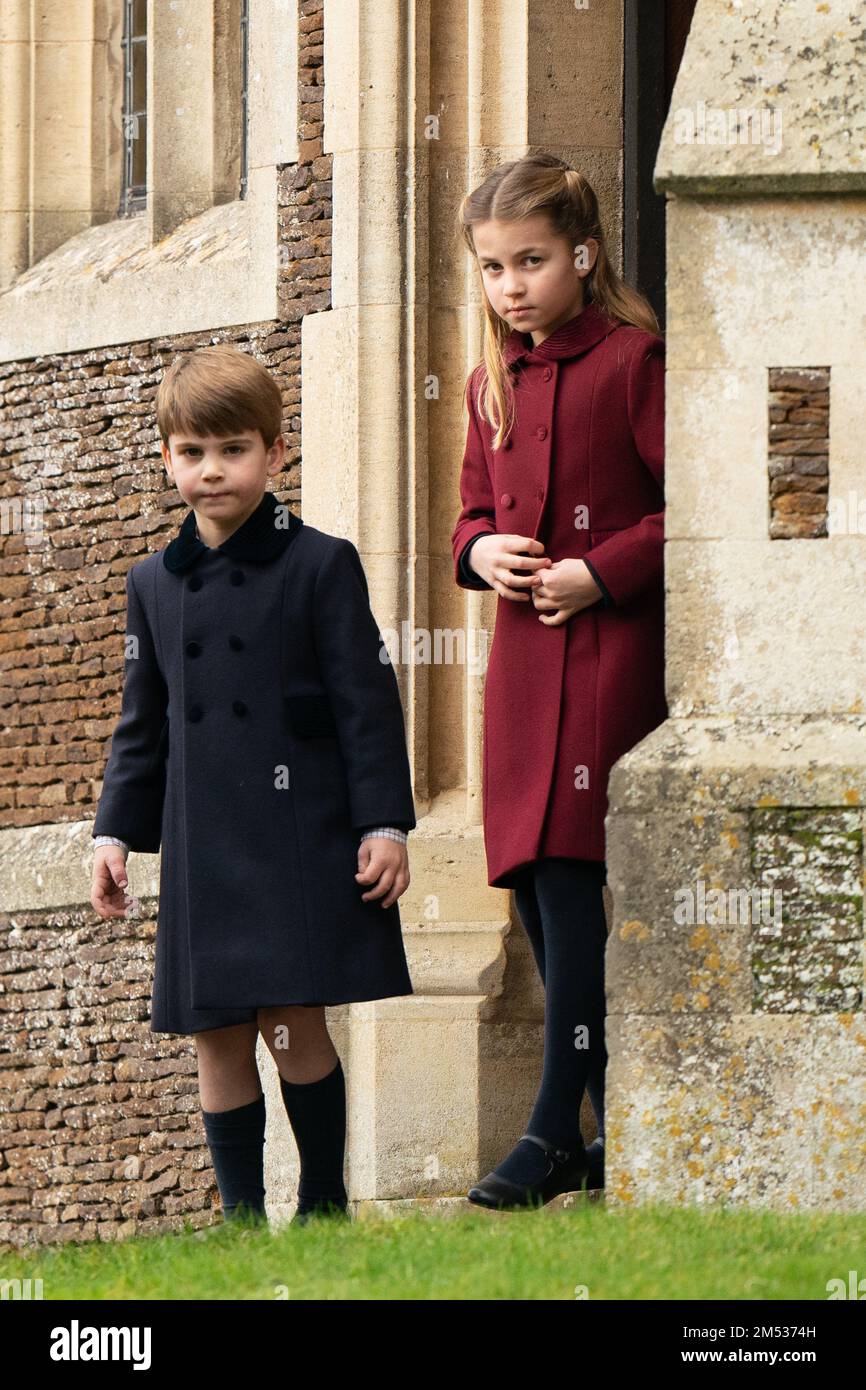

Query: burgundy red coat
(450, 300), (667, 889)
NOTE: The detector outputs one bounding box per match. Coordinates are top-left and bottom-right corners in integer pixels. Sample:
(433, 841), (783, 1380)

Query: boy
(91, 345), (416, 1224)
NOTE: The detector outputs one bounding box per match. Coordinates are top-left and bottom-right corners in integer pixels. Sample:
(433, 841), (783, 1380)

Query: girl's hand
(355, 838), (410, 909)
(91, 845), (136, 920)
(468, 534), (552, 601)
(530, 559), (604, 626)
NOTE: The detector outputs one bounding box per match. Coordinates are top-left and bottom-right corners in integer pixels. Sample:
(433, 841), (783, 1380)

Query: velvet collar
(502, 299), (620, 367)
(163, 489), (304, 573)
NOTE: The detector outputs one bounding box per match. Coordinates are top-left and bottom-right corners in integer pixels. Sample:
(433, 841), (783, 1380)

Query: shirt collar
(163, 489), (304, 573)
(502, 299), (620, 367)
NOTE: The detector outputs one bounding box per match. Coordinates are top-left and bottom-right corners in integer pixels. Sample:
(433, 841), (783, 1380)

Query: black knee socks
(279, 1058), (348, 1214)
(201, 1091), (267, 1220)
(200, 1062), (348, 1220)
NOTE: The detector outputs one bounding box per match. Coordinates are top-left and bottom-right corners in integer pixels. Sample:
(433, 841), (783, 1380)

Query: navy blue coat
(92, 491), (416, 1034)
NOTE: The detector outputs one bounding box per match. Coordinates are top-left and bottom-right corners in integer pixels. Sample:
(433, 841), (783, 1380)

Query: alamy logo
(673, 879), (782, 928)
(0, 495), (45, 538)
(49, 1320), (152, 1370)
(672, 100), (783, 156)
(826, 1270), (866, 1300)
(1, 1277), (43, 1299)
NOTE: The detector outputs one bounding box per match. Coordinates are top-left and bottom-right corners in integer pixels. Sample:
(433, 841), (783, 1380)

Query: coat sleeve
(582, 556), (614, 607)
(450, 369), (497, 590)
(312, 539), (417, 832)
(92, 565), (169, 853)
(581, 336), (665, 606)
(457, 534), (486, 585)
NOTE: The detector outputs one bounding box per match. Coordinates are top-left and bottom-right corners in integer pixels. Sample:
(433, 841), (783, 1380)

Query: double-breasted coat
(450, 300), (667, 889)
(93, 491), (417, 1034)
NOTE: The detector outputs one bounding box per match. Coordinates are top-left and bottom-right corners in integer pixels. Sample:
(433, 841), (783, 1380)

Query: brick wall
(767, 367), (830, 540)
(0, 0), (329, 1247)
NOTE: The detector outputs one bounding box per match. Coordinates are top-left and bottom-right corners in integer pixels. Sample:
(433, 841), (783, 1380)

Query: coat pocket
(284, 691), (338, 739)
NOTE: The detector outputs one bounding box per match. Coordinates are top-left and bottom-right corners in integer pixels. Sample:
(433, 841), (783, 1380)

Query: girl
(451, 154), (666, 1209)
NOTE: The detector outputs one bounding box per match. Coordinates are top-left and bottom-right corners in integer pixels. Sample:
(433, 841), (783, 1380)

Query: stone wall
(608, 0), (866, 1211)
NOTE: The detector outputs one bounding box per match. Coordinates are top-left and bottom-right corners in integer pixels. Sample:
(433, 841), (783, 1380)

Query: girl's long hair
(458, 153), (660, 449)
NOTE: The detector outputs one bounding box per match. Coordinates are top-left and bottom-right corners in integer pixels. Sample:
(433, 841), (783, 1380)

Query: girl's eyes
(484, 257), (542, 271)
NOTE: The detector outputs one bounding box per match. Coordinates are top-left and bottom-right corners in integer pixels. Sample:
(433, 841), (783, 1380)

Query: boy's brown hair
(156, 345), (283, 449)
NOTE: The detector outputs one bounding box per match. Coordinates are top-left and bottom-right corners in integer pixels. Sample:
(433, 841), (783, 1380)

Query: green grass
(4, 1200), (866, 1300)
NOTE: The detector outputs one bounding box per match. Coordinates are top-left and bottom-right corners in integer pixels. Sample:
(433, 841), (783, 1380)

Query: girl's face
(473, 213), (598, 346)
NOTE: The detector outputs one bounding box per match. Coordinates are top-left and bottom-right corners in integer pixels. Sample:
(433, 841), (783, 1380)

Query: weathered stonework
(606, 720), (866, 1209)
(606, 1), (866, 1213)
(749, 808), (863, 1012)
(0, 899), (209, 1244)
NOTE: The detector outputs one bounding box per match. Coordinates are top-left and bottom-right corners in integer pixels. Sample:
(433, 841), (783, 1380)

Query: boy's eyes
(181, 445), (245, 456)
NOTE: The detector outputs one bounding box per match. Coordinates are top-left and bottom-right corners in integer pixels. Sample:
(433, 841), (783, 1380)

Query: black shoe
(585, 1137), (605, 1190)
(467, 1133), (589, 1210)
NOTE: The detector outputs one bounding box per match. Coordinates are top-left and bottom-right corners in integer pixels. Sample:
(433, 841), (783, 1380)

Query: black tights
(512, 857), (608, 1151)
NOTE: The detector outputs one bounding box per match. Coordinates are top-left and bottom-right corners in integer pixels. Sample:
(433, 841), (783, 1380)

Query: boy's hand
(355, 838), (410, 909)
(91, 845), (134, 921)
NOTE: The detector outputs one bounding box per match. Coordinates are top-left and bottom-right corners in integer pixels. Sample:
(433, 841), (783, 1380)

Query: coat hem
(149, 985), (415, 1035)
(488, 852), (607, 891)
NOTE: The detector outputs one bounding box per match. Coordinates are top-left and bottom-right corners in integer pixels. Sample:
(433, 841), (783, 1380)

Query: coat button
(500, 493), (514, 508)
(542, 367), (552, 380)
(232, 700), (248, 716)
(536, 425), (548, 440)
(228, 635), (244, 651)
(229, 569), (245, 585)
(188, 703), (204, 722)
(188, 575), (203, 591)
(535, 487), (544, 500)
(185, 641), (202, 657)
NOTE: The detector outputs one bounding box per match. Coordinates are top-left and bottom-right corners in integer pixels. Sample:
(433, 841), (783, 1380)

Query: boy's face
(161, 428), (284, 535)
(473, 212), (599, 346)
